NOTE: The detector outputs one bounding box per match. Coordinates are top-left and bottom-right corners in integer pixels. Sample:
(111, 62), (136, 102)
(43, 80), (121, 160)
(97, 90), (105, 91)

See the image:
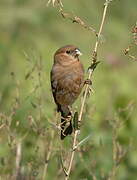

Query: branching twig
(60, 11), (98, 36)
(64, 1), (112, 179)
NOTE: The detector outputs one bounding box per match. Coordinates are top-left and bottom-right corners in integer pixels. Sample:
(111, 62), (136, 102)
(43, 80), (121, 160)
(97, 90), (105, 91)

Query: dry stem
(64, 1), (111, 179)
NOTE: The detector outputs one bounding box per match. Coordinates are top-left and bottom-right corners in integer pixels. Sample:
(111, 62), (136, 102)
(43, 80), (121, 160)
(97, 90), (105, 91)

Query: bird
(50, 45), (84, 140)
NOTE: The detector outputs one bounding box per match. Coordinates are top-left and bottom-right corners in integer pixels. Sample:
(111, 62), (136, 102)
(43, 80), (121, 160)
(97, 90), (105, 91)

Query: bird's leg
(60, 108), (72, 129)
(61, 115), (72, 137)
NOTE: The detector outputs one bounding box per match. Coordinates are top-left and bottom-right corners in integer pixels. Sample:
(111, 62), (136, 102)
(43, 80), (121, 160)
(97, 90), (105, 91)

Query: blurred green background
(0, 0), (137, 179)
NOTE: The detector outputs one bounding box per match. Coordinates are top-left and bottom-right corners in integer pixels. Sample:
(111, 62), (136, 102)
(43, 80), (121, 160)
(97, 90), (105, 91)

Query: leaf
(73, 112), (79, 130)
(31, 101), (37, 108)
(89, 61), (100, 71)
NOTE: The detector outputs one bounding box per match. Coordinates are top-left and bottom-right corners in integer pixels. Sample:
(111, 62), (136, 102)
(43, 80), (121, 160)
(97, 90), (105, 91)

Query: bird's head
(54, 45), (82, 65)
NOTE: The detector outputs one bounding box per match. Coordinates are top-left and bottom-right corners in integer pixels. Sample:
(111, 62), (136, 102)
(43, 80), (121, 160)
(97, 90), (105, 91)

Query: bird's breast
(51, 60), (84, 106)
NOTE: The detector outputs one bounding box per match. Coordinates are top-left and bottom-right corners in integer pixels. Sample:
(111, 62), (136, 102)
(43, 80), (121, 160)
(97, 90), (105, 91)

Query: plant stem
(64, 1), (110, 179)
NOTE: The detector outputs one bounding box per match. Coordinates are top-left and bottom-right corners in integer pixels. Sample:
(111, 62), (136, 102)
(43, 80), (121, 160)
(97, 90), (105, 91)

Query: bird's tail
(58, 105), (73, 140)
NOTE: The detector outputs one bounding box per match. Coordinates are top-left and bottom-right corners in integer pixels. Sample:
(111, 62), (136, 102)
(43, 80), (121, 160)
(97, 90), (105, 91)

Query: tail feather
(58, 105), (73, 140)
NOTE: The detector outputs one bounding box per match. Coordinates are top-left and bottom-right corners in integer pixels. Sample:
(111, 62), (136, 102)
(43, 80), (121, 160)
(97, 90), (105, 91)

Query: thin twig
(47, 0), (97, 36)
(64, 1), (111, 179)
(60, 11), (98, 36)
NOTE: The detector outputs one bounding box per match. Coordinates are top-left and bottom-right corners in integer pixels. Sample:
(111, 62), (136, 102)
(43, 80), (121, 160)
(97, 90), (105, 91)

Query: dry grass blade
(76, 133), (93, 148)
(59, 155), (68, 177)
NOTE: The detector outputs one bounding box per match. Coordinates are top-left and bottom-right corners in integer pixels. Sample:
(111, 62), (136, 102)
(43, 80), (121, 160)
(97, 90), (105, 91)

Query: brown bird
(50, 45), (84, 139)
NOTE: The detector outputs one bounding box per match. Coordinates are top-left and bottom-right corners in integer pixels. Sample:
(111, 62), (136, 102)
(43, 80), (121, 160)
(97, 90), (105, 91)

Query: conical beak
(75, 49), (82, 56)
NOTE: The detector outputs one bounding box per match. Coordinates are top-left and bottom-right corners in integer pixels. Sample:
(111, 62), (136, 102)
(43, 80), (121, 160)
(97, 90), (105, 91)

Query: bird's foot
(84, 79), (92, 85)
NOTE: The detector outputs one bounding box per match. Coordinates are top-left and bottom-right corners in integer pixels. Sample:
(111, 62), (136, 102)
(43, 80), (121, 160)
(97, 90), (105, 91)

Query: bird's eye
(66, 50), (71, 54)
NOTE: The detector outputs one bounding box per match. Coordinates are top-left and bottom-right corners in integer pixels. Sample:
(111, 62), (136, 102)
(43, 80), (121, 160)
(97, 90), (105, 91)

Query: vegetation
(0, 0), (137, 179)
